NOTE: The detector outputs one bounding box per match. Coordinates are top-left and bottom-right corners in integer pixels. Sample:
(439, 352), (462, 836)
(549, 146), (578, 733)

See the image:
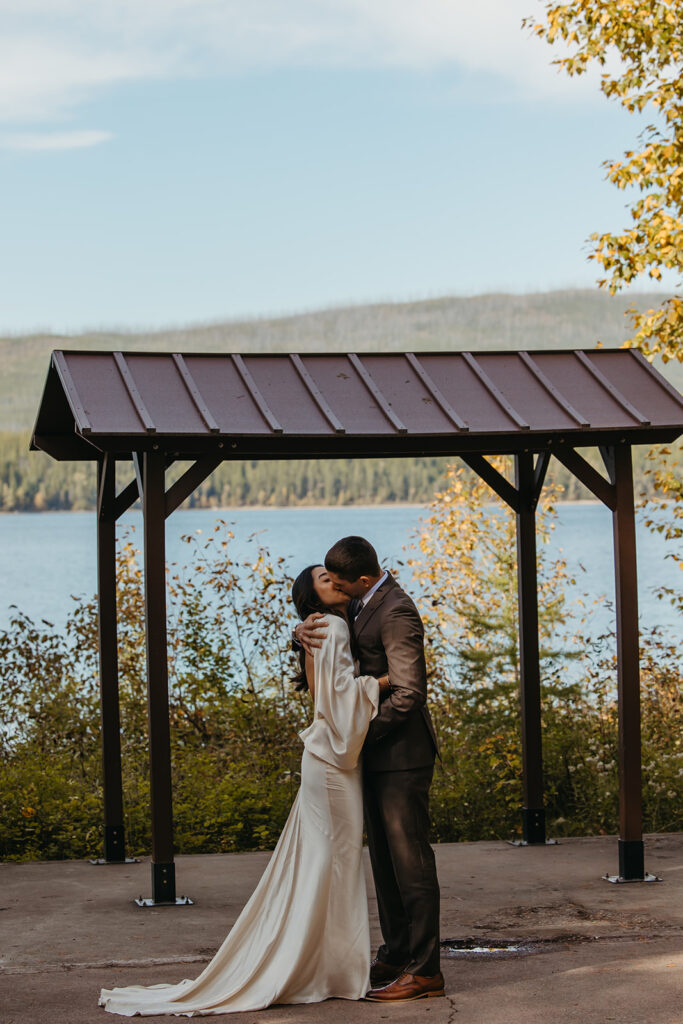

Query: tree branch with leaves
(526, 0), (683, 363)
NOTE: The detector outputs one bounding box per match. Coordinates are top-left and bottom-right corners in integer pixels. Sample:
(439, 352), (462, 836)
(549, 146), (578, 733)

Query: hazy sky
(0, 0), (665, 333)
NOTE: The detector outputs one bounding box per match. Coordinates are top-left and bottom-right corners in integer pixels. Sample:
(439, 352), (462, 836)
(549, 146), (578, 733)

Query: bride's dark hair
(291, 565), (348, 692)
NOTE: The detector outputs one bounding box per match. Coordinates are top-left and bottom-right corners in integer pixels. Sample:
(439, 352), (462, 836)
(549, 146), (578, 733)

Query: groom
(295, 536), (443, 1002)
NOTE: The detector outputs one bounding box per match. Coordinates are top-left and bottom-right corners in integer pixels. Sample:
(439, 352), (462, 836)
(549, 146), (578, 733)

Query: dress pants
(363, 764), (440, 977)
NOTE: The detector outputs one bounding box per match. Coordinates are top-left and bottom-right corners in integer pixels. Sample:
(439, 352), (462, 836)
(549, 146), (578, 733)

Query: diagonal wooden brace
(553, 447), (616, 510)
(461, 454), (520, 512)
(164, 455), (222, 518)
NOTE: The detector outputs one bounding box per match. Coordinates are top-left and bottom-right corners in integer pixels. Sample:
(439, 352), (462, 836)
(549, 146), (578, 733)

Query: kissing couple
(100, 535), (443, 1016)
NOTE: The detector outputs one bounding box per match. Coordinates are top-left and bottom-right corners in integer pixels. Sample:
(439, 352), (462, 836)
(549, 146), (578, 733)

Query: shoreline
(0, 499), (611, 516)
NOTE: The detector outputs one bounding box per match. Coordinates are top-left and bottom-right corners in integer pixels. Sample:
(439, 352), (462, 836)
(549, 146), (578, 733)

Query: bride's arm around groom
(300, 614), (380, 772)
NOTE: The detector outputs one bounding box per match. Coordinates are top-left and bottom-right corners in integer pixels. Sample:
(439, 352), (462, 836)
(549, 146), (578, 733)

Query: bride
(99, 565), (388, 1016)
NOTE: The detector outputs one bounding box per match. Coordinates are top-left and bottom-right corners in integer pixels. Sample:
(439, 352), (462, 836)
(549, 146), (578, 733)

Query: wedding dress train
(99, 616), (379, 1016)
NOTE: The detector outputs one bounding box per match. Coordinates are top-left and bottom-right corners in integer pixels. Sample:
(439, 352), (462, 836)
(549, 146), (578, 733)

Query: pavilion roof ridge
(48, 343), (666, 359)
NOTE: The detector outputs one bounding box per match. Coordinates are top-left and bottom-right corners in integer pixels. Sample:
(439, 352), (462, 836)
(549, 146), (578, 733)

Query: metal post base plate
(134, 895), (194, 907)
(103, 824), (127, 863)
(507, 839), (559, 847)
(520, 807), (547, 845)
(603, 872), (661, 884)
(90, 857), (139, 865)
(150, 860), (177, 903)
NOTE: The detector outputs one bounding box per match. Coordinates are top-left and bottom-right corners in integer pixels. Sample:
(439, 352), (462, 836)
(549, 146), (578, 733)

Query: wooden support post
(141, 452), (176, 902)
(611, 445), (645, 880)
(96, 455), (126, 862)
(515, 453), (546, 844)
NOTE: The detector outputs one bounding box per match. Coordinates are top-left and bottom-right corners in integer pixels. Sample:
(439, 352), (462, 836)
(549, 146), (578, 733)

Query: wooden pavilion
(31, 348), (683, 903)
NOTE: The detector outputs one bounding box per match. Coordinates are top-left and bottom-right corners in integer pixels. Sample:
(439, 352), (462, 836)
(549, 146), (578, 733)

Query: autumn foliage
(527, 0), (683, 363)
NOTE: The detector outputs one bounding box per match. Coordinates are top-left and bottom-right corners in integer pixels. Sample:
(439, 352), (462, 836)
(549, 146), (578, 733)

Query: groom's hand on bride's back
(294, 614), (329, 656)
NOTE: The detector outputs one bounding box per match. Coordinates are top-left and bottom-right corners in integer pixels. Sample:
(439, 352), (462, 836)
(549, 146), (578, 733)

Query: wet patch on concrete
(442, 924), (683, 960)
(441, 934), (588, 959)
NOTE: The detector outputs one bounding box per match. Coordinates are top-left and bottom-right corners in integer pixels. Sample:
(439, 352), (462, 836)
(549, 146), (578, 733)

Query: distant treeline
(0, 432), (676, 512)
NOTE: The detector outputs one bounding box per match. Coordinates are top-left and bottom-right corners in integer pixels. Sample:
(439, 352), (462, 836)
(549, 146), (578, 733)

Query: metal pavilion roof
(31, 348), (683, 461)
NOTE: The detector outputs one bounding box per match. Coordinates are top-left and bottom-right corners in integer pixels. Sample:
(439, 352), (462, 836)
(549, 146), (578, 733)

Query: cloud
(0, 33), (170, 123)
(1, 129), (113, 150)
(0, 0), (593, 126)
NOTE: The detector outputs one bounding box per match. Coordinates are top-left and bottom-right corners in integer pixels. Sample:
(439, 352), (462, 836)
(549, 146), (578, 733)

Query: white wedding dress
(99, 616), (379, 1017)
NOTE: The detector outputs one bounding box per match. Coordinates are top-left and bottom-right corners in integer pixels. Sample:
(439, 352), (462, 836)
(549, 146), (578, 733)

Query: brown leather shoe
(369, 958), (409, 988)
(365, 971), (445, 1002)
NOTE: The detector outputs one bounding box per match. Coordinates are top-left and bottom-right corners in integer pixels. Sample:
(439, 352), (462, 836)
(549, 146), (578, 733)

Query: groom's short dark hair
(325, 536), (381, 581)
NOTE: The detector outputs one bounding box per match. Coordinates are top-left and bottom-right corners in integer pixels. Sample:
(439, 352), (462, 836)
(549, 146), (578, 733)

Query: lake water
(0, 504), (680, 643)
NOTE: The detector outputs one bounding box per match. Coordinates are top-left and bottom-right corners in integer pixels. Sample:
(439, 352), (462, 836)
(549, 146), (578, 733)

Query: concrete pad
(1, 834), (681, 1023)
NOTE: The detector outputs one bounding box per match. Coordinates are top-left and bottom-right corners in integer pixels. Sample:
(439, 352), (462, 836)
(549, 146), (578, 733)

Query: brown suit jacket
(355, 574), (438, 772)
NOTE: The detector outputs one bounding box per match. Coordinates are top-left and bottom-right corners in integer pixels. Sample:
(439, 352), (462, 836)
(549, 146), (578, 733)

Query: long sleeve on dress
(300, 616), (379, 771)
